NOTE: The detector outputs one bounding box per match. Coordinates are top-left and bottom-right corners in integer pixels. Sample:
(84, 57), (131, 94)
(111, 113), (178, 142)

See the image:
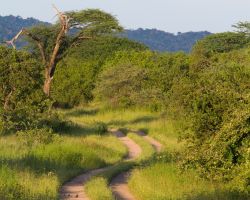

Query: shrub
(95, 122), (108, 135)
(175, 47), (250, 192)
(0, 46), (51, 134)
(95, 50), (189, 108)
(17, 128), (58, 148)
(51, 36), (147, 108)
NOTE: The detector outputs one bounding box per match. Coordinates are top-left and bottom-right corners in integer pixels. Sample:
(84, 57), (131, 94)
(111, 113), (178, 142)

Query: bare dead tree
(6, 5), (70, 96)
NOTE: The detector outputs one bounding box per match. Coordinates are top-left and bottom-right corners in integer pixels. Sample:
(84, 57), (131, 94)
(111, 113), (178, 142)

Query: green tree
(190, 32), (250, 71)
(0, 46), (49, 134)
(95, 50), (189, 109)
(6, 6), (123, 96)
(51, 36), (146, 108)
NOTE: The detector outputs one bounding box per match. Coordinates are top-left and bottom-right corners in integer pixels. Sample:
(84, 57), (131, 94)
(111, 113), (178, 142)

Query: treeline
(0, 12), (249, 195)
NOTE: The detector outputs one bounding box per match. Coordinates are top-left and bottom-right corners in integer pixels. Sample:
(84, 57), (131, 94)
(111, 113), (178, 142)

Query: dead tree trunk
(3, 90), (13, 110)
(6, 5), (70, 97)
(43, 69), (52, 96)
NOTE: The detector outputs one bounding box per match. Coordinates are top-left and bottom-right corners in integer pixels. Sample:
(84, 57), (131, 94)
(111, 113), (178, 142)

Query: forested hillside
(0, 15), (211, 52)
(122, 28), (212, 52)
(0, 15), (48, 41)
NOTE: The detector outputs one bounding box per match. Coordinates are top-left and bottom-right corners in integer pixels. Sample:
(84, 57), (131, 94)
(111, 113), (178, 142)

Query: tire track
(110, 131), (162, 200)
(59, 130), (141, 200)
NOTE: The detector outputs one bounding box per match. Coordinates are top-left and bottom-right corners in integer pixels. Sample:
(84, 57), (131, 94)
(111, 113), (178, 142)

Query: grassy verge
(128, 162), (249, 200)
(0, 118), (127, 200)
(63, 106), (183, 152)
(84, 177), (113, 200)
(85, 161), (133, 200)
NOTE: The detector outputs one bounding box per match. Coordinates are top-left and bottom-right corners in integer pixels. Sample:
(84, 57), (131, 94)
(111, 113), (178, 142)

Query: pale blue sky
(1, 0), (250, 33)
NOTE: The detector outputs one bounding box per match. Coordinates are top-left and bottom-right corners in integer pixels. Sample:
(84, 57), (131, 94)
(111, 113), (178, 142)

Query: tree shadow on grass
(130, 116), (157, 124)
(59, 122), (98, 136)
(57, 119), (109, 137)
(107, 119), (129, 127)
(107, 116), (158, 128)
(0, 152), (107, 187)
(64, 108), (99, 118)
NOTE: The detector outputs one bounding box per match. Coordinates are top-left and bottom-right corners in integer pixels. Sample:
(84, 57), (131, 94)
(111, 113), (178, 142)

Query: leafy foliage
(95, 50), (189, 109)
(172, 41), (250, 191)
(0, 47), (50, 134)
(51, 36), (147, 108)
(67, 9), (123, 37)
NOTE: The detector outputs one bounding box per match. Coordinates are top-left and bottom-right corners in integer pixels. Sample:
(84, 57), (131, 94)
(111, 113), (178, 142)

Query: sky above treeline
(1, 0), (250, 33)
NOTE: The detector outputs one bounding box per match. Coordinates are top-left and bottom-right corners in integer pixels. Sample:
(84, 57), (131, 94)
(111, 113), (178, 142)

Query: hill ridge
(0, 15), (212, 52)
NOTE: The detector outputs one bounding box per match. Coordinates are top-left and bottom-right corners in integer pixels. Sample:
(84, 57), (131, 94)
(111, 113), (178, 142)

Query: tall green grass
(0, 122), (127, 200)
(63, 106), (183, 152)
(85, 177), (113, 200)
(128, 162), (249, 200)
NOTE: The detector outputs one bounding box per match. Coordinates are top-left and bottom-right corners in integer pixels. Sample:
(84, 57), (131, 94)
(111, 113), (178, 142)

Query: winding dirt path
(135, 131), (162, 153)
(59, 130), (141, 200)
(110, 131), (162, 200)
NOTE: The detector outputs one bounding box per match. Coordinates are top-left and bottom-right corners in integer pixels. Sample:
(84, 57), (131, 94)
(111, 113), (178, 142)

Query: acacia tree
(6, 5), (123, 96)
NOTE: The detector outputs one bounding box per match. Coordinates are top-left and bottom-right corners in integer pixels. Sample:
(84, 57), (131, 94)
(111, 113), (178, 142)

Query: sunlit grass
(85, 131), (157, 200)
(0, 127), (127, 199)
(62, 106), (183, 152)
(128, 162), (248, 200)
(2, 106), (244, 200)
(85, 177), (114, 200)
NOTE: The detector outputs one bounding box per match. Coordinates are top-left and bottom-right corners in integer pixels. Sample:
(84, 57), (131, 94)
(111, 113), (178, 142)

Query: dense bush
(95, 50), (189, 108)
(51, 36), (147, 108)
(17, 128), (58, 147)
(0, 47), (51, 134)
(173, 45), (250, 191)
(190, 32), (250, 70)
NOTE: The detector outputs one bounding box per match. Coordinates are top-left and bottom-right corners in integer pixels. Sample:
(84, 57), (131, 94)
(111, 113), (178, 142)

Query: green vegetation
(52, 37), (146, 107)
(0, 6), (249, 200)
(85, 177), (113, 200)
(129, 163), (248, 200)
(0, 46), (49, 134)
(95, 50), (188, 108)
(0, 123), (127, 199)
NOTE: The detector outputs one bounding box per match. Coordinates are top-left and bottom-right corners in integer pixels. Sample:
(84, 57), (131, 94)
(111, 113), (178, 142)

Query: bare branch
(3, 88), (15, 110)
(52, 4), (71, 33)
(5, 29), (47, 65)
(6, 29), (24, 49)
(22, 29), (46, 64)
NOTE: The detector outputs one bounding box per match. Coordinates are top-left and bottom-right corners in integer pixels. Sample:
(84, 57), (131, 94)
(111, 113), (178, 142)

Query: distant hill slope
(0, 15), (48, 42)
(0, 15), (211, 52)
(122, 28), (212, 52)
